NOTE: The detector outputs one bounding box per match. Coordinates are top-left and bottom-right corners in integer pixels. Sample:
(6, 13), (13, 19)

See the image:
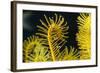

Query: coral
(76, 13), (91, 59)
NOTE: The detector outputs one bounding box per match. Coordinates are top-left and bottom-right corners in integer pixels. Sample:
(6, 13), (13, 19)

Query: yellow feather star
(23, 36), (50, 62)
(64, 47), (80, 60)
(76, 13), (91, 59)
(58, 47), (80, 61)
(36, 13), (69, 61)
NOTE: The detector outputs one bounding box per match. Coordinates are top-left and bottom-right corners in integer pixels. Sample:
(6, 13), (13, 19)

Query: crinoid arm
(76, 13), (91, 59)
(36, 13), (69, 61)
(23, 36), (51, 62)
(58, 47), (80, 61)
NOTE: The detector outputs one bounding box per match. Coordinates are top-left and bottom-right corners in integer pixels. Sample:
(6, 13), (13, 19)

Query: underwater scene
(23, 10), (91, 63)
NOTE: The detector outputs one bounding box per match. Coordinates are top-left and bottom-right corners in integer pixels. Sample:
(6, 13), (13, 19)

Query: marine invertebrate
(58, 47), (80, 60)
(64, 47), (80, 60)
(76, 13), (91, 59)
(36, 13), (69, 61)
(23, 36), (50, 62)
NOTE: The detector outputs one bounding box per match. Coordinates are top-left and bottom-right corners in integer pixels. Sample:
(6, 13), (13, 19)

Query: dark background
(23, 10), (80, 49)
